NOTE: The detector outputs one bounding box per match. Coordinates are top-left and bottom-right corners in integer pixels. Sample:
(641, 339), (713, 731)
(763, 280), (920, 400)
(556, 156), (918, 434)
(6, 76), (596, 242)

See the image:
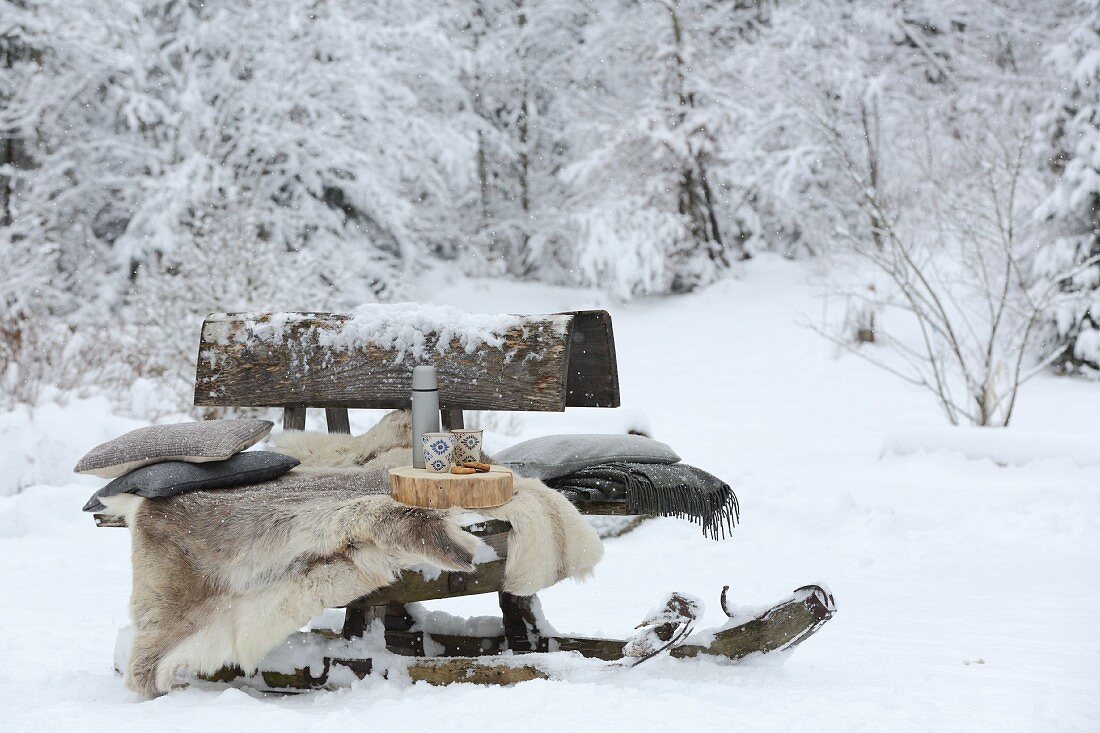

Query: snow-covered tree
(1037, 0), (1100, 374)
(0, 0), (1094, 411)
(799, 2), (1084, 425)
(454, 0), (591, 280)
(1, 0), (481, 407)
(560, 0), (761, 297)
(1, 1), (477, 307)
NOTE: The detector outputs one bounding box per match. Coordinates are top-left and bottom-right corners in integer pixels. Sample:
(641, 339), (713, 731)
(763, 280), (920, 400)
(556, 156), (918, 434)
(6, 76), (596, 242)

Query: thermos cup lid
(412, 365), (438, 390)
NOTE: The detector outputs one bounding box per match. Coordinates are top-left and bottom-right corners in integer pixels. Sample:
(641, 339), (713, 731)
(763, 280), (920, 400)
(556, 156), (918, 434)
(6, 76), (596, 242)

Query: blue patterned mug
(420, 433), (455, 473)
(450, 428), (484, 464)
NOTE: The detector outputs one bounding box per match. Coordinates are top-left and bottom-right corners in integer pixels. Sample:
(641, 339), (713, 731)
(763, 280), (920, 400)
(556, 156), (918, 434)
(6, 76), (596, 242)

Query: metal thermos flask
(411, 365), (440, 469)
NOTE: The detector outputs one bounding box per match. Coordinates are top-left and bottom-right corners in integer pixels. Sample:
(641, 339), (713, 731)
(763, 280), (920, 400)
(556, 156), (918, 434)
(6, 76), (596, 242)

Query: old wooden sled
(196, 584), (835, 691)
(97, 309), (836, 689)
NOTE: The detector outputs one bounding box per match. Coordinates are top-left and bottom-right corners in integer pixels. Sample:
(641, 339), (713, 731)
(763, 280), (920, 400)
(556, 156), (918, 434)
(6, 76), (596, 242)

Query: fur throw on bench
(105, 411), (602, 697)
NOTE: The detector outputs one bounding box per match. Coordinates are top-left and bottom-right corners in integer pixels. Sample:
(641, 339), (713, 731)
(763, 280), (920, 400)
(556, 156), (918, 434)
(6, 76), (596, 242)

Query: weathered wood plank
(408, 659), (548, 686)
(561, 310), (620, 408)
(385, 625), (620, 660)
(194, 312), (575, 412)
(574, 501), (636, 516)
(201, 659), (349, 689)
(347, 559), (508, 606)
(325, 408), (351, 434)
(380, 628), (625, 660)
(551, 635), (625, 661)
(283, 407), (306, 431)
(384, 601), (415, 632)
(385, 629), (504, 657)
(383, 629), (616, 660)
(94, 514), (127, 528)
(203, 656), (543, 689)
(672, 584), (836, 660)
(341, 608), (367, 639)
(440, 407), (464, 430)
(499, 592), (542, 653)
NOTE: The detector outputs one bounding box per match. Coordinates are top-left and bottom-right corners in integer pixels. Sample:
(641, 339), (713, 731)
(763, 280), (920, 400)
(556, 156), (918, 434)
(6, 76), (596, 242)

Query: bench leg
(383, 601), (414, 632)
(283, 407), (307, 431)
(349, 595), (546, 652)
(342, 608), (366, 639)
(342, 605), (387, 639)
(499, 592), (545, 652)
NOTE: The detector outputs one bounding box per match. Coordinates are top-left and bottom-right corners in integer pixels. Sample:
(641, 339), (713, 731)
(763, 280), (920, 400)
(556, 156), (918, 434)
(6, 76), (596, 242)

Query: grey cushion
(83, 450), (299, 512)
(495, 433), (680, 480)
(74, 418), (273, 478)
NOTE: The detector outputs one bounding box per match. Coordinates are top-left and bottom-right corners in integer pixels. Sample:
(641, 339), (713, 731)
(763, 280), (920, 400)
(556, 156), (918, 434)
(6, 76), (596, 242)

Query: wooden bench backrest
(194, 309), (619, 430)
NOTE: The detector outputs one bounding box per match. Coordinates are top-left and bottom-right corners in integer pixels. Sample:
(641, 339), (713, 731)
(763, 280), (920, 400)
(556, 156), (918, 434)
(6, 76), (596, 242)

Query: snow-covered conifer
(1037, 0), (1100, 374)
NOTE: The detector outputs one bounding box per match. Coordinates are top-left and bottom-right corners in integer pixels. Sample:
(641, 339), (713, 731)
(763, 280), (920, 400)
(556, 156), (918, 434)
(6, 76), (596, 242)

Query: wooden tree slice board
(389, 465), (514, 509)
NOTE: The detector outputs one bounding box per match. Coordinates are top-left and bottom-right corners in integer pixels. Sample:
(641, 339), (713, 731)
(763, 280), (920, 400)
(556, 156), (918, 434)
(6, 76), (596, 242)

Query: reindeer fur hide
(105, 411), (602, 697)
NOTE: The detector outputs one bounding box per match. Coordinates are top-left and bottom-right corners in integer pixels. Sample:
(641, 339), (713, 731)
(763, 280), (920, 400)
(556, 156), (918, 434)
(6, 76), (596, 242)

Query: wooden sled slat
(382, 584), (834, 662)
(348, 560), (508, 606)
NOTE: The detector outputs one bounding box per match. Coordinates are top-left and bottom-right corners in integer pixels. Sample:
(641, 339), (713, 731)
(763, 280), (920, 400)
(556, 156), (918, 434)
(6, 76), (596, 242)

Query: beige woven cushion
(73, 418), (273, 478)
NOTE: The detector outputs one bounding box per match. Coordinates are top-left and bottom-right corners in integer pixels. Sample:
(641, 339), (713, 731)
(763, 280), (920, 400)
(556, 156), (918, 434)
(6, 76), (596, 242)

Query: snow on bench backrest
(194, 307), (619, 412)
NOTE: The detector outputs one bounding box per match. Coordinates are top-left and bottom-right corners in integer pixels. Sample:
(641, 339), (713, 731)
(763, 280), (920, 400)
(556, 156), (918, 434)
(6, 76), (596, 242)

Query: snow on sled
(94, 308), (836, 693)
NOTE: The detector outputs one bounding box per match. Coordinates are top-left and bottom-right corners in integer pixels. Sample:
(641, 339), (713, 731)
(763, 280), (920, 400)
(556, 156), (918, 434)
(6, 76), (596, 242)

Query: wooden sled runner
(97, 309), (836, 689)
(200, 585), (836, 690)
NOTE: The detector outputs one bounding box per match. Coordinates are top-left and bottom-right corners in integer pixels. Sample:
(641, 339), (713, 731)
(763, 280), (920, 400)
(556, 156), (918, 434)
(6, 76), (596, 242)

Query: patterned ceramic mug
(421, 432), (455, 473)
(450, 428), (484, 464)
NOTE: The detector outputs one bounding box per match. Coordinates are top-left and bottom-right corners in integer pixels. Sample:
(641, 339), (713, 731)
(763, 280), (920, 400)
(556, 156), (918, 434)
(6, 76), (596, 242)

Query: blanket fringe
(551, 462), (739, 541)
(622, 472), (739, 541)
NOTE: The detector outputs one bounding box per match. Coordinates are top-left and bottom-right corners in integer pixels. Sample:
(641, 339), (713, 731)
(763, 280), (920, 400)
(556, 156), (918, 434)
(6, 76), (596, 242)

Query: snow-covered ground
(1, 255), (1097, 731)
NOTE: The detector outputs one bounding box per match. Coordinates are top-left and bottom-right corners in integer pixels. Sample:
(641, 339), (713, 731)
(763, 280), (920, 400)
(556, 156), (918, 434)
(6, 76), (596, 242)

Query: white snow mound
(883, 426), (1100, 467)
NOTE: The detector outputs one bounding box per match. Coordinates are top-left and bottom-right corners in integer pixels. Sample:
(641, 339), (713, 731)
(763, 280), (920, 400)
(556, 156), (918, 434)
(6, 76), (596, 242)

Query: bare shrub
(815, 109), (1096, 426)
(0, 311), (115, 409)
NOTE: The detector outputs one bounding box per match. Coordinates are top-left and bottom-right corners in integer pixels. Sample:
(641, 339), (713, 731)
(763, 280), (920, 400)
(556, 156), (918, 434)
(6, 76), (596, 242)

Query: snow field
(1, 256), (1097, 731)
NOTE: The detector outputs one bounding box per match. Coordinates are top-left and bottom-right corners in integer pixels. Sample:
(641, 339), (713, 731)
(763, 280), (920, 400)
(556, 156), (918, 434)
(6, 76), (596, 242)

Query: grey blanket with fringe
(546, 462), (739, 540)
